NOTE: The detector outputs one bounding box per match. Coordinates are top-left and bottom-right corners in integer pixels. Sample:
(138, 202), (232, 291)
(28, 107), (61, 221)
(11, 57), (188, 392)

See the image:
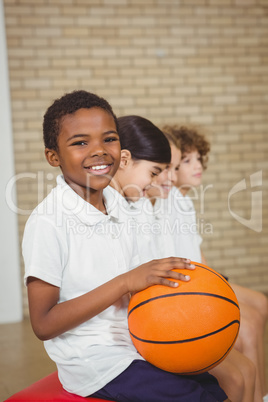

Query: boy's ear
(120, 149), (132, 169)
(45, 148), (61, 167)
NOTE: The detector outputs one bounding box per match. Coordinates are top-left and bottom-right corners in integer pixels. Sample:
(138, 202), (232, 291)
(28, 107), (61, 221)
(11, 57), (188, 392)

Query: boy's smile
(46, 107), (121, 208)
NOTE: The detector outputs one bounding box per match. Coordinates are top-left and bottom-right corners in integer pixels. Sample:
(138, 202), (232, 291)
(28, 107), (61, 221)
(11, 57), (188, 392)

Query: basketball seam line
(178, 328), (240, 374)
(179, 340), (237, 374)
(128, 292), (240, 317)
(129, 319), (240, 344)
(192, 263), (234, 291)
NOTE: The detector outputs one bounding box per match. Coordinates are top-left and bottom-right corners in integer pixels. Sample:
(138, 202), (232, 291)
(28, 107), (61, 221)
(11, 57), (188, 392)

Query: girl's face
(115, 155), (167, 202)
(176, 148), (203, 194)
(146, 144), (181, 200)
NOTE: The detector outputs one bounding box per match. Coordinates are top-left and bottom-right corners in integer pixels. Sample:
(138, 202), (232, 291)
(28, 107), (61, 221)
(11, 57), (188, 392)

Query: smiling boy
(22, 90), (228, 401)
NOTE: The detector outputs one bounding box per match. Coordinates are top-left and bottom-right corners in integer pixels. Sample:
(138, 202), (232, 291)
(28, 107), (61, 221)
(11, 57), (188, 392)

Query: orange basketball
(128, 262), (240, 374)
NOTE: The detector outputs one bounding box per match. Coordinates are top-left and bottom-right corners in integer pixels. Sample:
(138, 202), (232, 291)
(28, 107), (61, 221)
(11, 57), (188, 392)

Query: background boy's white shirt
(23, 175), (143, 397)
(129, 188), (203, 263)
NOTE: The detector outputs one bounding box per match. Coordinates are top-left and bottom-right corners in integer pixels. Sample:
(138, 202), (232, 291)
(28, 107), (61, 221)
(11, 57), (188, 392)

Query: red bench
(4, 371), (115, 401)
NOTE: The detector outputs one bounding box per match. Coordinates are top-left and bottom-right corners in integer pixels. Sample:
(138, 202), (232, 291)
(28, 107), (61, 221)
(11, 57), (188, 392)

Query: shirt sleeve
(22, 212), (68, 288)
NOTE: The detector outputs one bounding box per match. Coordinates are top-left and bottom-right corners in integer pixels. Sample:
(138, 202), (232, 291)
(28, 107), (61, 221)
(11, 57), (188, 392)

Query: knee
(239, 317), (259, 346)
(248, 306), (268, 338)
(228, 366), (245, 392)
(240, 357), (256, 384)
(233, 358), (256, 398)
(225, 366), (245, 399)
(257, 292), (268, 321)
(253, 308), (267, 332)
(248, 291), (268, 322)
(240, 300), (266, 330)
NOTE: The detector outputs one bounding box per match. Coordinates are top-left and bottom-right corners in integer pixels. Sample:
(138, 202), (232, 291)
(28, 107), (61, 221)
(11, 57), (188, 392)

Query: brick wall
(3, 0), (268, 316)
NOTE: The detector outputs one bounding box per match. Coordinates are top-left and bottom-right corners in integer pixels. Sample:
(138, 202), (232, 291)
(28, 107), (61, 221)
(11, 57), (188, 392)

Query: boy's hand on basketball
(124, 257), (195, 293)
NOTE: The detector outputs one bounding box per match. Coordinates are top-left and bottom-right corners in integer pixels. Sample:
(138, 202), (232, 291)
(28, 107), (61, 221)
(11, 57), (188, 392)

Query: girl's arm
(27, 257), (195, 341)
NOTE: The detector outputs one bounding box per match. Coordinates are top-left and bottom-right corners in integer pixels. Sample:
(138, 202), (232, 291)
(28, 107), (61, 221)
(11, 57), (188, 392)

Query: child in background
(163, 124), (267, 402)
(22, 93), (228, 402)
(110, 114), (232, 401)
(111, 115), (170, 202)
(110, 114), (172, 264)
(145, 130), (183, 260)
(111, 115), (181, 264)
(112, 115), (257, 401)
(146, 129), (257, 402)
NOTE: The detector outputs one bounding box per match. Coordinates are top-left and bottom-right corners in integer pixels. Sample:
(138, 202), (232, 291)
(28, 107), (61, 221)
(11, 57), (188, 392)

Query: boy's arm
(27, 257), (195, 341)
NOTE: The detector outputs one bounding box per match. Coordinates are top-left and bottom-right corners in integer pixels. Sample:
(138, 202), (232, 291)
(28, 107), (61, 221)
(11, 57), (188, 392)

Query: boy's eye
(151, 172), (159, 177)
(71, 141), (87, 146)
(104, 136), (119, 143)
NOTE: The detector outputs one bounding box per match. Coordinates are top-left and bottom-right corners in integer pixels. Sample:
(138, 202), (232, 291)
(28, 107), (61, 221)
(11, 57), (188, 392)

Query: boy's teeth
(91, 165), (108, 170)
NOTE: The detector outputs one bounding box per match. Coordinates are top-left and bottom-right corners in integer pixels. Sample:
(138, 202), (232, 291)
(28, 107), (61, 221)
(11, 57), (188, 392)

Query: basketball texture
(128, 262), (240, 375)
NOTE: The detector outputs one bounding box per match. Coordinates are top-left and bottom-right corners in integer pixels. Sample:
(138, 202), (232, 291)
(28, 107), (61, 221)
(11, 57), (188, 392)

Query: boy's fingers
(156, 274), (190, 288)
(157, 257), (191, 264)
(159, 257), (195, 270)
(164, 270), (191, 282)
(171, 257), (195, 269)
(179, 263), (195, 270)
(157, 278), (180, 288)
(148, 269), (191, 286)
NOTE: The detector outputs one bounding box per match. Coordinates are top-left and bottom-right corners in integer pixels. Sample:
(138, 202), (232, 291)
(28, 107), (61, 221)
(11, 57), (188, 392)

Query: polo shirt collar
(56, 175), (123, 226)
(171, 187), (194, 213)
(128, 197), (154, 217)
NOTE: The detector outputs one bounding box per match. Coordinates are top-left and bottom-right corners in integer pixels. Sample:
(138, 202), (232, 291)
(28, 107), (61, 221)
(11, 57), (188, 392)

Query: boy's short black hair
(43, 90), (118, 151)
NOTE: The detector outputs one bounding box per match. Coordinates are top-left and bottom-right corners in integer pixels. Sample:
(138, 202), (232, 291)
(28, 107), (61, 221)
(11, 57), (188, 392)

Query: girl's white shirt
(127, 197), (156, 264)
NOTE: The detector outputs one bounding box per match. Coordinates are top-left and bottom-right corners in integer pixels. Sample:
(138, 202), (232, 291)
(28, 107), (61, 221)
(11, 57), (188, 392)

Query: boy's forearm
(28, 273), (129, 341)
(28, 257), (194, 340)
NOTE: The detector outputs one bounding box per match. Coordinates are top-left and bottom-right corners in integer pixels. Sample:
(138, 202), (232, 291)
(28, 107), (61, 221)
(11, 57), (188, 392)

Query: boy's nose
(195, 159), (202, 169)
(91, 142), (107, 157)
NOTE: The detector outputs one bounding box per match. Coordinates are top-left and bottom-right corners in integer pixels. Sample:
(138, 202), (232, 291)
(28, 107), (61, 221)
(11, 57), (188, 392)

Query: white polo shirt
(23, 175), (143, 397)
(128, 198), (157, 264)
(153, 187), (202, 263)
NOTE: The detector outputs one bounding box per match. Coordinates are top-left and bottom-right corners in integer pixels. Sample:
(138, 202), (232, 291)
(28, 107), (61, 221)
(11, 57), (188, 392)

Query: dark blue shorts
(91, 360), (227, 402)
